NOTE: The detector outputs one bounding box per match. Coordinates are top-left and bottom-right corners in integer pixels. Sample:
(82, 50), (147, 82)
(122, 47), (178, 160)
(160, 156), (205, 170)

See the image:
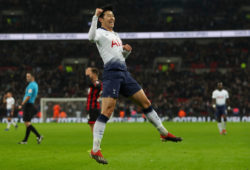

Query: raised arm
(85, 67), (94, 86)
(3, 94), (7, 103)
(88, 8), (103, 42)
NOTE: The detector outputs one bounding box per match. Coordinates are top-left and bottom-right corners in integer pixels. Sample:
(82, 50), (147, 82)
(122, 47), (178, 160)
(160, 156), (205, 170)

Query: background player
(85, 67), (102, 133)
(88, 6), (182, 164)
(3, 92), (17, 131)
(212, 82), (230, 135)
(18, 72), (43, 144)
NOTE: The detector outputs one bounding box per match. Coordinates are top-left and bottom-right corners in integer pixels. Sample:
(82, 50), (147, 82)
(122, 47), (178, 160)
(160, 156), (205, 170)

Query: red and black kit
(86, 79), (102, 124)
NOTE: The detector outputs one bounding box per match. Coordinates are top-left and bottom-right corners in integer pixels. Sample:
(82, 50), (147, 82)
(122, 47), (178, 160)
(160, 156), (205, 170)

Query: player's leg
(30, 105), (43, 143)
(90, 72), (121, 164)
(19, 104), (43, 144)
(88, 109), (100, 133)
(222, 113), (227, 134)
(18, 121), (31, 144)
(93, 98), (116, 152)
(89, 124), (94, 132)
(10, 112), (18, 128)
(21, 121), (43, 144)
(6, 117), (11, 131)
(11, 119), (17, 128)
(90, 97), (116, 164)
(216, 109), (223, 134)
(5, 110), (11, 131)
(130, 89), (182, 142)
(87, 111), (94, 133)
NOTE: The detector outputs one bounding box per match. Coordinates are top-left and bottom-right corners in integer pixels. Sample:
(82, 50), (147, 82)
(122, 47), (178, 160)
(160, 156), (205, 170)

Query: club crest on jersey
(111, 39), (122, 47)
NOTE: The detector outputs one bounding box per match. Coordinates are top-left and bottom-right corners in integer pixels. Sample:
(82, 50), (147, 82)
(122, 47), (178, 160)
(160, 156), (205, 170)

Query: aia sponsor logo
(111, 39), (122, 47)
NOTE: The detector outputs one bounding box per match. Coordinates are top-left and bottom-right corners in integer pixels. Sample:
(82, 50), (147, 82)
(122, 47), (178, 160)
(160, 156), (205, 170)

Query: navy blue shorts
(215, 105), (227, 118)
(6, 109), (11, 117)
(102, 70), (142, 98)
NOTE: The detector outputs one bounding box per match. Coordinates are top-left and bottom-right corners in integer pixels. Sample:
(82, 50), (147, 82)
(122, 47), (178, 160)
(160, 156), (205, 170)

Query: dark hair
(91, 67), (99, 76)
(27, 71), (35, 77)
(6, 91), (12, 95)
(99, 5), (113, 18)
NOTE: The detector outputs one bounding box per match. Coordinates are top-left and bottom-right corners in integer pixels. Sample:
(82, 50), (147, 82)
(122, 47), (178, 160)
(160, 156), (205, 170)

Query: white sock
(7, 122), (11, 129)
(11, 120), (16, 126)
(217, 123), (222, 133)
(145, 109), (168, 136)
(222, 121), (226, 130)
(93, 120), (107, 152)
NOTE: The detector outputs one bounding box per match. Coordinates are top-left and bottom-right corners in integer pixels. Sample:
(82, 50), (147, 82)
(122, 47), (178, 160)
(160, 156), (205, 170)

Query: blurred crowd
(0, 39), (249, 118)
(1, 38), (249, 69)
(0, 0), (250, 33)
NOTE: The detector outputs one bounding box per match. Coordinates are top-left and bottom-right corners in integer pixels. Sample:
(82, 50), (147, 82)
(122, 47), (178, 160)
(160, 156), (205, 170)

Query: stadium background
(0, 1), (250, 170)
(0, 0), (249, 120)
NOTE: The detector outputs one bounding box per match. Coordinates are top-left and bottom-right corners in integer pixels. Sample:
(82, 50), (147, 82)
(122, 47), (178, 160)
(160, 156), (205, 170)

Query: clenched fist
(123, 44), (132, 52)
(95, 8), (103, 17)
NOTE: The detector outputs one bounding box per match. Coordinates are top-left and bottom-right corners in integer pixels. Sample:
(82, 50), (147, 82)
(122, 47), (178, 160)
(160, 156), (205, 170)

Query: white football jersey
(88, 16), (130, 71)
(212, 89), (229, 105)
(6, 97), (15, 109)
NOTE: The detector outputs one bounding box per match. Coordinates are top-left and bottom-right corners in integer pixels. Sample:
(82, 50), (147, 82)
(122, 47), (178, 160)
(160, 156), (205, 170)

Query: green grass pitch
(0, 122), (249, 170)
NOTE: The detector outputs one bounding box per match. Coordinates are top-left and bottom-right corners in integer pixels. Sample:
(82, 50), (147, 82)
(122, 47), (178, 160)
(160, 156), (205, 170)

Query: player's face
(218, 83), (223, 90)
(7, 92), (11, 97)
(89, 71), (96, 80)
(100, 11), (115, 30)
(85, 68), (92, 76)
(26, 73), (32, 82)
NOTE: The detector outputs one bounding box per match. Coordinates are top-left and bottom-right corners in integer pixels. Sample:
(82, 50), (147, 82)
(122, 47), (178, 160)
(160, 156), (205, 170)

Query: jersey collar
(100, 27), (107, 31)
(100, 27), (114, 32)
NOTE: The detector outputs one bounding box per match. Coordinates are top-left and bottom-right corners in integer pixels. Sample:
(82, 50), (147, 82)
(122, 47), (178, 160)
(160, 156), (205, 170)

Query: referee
(18, 72), (43, 144)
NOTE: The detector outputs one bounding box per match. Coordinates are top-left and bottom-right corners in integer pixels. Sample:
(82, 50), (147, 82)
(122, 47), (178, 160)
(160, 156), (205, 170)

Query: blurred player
(53, 104), (61, 122)
(3, 92), (18, 131)
(88, 6), (182, 164)
(85, 67), (102, 133)
(212, 82), (230, 135)
(18, 72), (43, 144)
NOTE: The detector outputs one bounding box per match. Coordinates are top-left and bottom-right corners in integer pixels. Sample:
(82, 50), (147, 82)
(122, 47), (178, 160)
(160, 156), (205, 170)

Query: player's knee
(102, 105), (115, 117)
(217, 117), (222, 122)
(25, 122), (31, 127)
(142, 99), (151, 109)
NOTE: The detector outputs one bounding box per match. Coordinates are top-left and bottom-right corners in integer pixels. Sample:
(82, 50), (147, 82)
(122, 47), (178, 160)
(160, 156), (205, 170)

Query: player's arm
(85, 67), (94, 86)
(3, 94), (7, 103)
(226, 98), (231, 110)
(11, 102), (15, 116)
(212, 91), (216, 109)
(226, 91), (231, 110)
(122, 44), (132, 59)
(88, 8), (103, 42)
(19, 87), (33, 109)
(212, 99), (216, 109)
(19, 96), (31, 109)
